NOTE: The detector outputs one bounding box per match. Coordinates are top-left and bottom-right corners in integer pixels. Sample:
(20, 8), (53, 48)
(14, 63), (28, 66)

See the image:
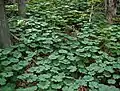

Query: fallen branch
(11, 33), (20, 41)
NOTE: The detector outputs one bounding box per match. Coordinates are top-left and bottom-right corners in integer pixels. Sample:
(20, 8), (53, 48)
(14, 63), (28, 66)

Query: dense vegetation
(0, 0), (120, 91)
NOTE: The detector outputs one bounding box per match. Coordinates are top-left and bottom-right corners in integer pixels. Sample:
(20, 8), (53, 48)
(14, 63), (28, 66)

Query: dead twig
(11, 33), (20, 41)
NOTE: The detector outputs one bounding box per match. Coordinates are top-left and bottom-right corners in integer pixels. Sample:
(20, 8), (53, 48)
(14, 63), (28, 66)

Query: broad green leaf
(113, 74), (120, 79)
(83, 75), (94, 81)
(1, 61), (11, 66)
(51, 75), (63, 82)
(48, 54), (59, 60)
(37, 81), (50, 89)
(1, 72), (13, 77)
(16, 86), (37, 91)
(0, 78), (6, 85)
(108, 79), (116, 84)
(51, 83), (62, 89)
(67, 66), (77, 72)
(59, 49), (68, 54)
(13, 51), (22, 58)
(38, 73), (51, 81)
(2, 48), (13, 55)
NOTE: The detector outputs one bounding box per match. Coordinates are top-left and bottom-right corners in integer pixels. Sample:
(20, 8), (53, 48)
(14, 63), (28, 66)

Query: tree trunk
(18, 0), (26, 17)
(0, 0), (11, 48)
(106, 0), (117, 24)
(105, 0), (107, 14)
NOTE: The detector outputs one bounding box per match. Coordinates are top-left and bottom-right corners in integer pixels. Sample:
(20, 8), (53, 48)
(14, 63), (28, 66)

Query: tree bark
(106, 0), (117, 24)
(18, 0), (26, 17)
(105, 0), (107, 14)
(0, 0), (11, 48)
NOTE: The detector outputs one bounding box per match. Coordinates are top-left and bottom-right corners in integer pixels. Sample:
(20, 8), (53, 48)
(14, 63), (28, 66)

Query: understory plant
(0, 0), (120, 91)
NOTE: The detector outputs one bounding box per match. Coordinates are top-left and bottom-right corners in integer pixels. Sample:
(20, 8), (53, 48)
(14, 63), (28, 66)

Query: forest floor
(0, 0), (120, 91)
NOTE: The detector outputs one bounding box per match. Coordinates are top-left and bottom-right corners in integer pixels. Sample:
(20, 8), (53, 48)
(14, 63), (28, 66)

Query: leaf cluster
(0, 0), (120, 91)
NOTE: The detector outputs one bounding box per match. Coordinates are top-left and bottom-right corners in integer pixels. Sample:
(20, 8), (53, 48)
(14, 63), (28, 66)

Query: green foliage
(0, 0), (120, 91)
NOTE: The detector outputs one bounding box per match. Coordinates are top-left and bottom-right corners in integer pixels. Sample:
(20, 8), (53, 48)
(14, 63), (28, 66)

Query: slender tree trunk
(106, 0), (117, 24)
(105, 0), (107, 14)
(18, 0), (26, 17)
(0, 0), (11, 48)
